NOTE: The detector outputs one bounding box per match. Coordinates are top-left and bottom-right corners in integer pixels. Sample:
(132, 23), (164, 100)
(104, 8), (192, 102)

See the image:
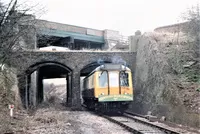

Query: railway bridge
(10, 51), (136, 109)
(8, 15), (138, 109)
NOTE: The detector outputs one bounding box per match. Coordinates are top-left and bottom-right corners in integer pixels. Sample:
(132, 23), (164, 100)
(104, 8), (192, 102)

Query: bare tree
(182, 3), (200, 58)
(0, 0), (38, 69)
(0, 0), (39, 108)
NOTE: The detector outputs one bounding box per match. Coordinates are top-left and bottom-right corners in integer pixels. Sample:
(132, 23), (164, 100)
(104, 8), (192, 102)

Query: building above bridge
(18, 15), (129, 50)
(35, 19), (105, 49)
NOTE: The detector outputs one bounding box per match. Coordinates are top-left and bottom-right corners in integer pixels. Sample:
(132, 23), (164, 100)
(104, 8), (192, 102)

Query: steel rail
(82, 105), (171, 134)
(124, 111), (180, 134)
(101, 114), (143, 134)
(82, 104), (142, 133)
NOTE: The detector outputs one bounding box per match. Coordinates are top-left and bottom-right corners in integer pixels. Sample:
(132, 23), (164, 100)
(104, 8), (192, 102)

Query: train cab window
(109, 72), (119, 87)
(90, 75), (94, 88)
(99, 71), (108, 87)
(120, 71), (129, 87)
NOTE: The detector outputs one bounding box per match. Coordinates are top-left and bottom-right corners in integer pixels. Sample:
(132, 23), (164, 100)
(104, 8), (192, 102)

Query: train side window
(86, 78), (89, 89)
(120, 71), (129, 87)
(88, 76), (91, 89)
(91, 75), (94, 88)
(99, 71), (108, 88)
(88, 75), (94, 89)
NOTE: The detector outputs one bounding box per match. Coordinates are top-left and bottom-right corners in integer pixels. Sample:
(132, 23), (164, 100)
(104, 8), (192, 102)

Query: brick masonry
(10, 51), (136, 109)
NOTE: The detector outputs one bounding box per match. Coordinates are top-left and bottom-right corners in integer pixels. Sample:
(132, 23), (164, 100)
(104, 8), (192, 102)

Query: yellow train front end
(82, 64), (134, 113)
(94, 70), (133, 102)
(94, 64), (133, 113)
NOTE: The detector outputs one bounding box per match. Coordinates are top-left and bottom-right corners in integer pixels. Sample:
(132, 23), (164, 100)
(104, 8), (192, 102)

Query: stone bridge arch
(18, 61), (73, 109)
(80, 60), (112, 76)
(11, 51), (136, 109)
(26, 61), (72, 74)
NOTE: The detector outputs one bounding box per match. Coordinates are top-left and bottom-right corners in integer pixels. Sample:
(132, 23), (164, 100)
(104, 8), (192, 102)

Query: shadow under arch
(80, 60), (111, 76)
(19, 61), (73, 109)
(26, 61), (72, 75)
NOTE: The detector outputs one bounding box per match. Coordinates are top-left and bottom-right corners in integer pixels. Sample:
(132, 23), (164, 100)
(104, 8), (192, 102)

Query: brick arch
(25, 61), (72, 75)
(81, 60), (111, 69)
(78, 55), (132, 70)
(80, 60), (112, 76)
(19, 61), (73, 109)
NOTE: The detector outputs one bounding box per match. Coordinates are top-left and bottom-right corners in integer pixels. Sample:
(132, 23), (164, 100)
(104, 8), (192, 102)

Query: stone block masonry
(10, 51), (136, 109)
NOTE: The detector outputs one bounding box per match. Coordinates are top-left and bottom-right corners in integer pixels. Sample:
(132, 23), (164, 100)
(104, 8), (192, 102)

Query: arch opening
(80, 61), (111, 77)
(21, 62), (72, 108)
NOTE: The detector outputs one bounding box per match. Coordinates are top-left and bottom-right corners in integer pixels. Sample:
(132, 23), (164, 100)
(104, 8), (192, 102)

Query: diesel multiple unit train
(82, 63), (133, 113)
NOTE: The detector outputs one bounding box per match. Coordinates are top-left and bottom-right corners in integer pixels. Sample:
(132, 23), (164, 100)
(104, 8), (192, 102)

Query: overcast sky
(3, 0), (199, 35)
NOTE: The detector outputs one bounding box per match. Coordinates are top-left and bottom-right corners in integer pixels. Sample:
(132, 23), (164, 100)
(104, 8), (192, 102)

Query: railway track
(82, 104), (180, 134)
(102, 113), (180, 134)
(123, 112), (180, 134)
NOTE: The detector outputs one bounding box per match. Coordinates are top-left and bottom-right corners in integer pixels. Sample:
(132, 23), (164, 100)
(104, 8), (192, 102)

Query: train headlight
(121, 65), (126, 71)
